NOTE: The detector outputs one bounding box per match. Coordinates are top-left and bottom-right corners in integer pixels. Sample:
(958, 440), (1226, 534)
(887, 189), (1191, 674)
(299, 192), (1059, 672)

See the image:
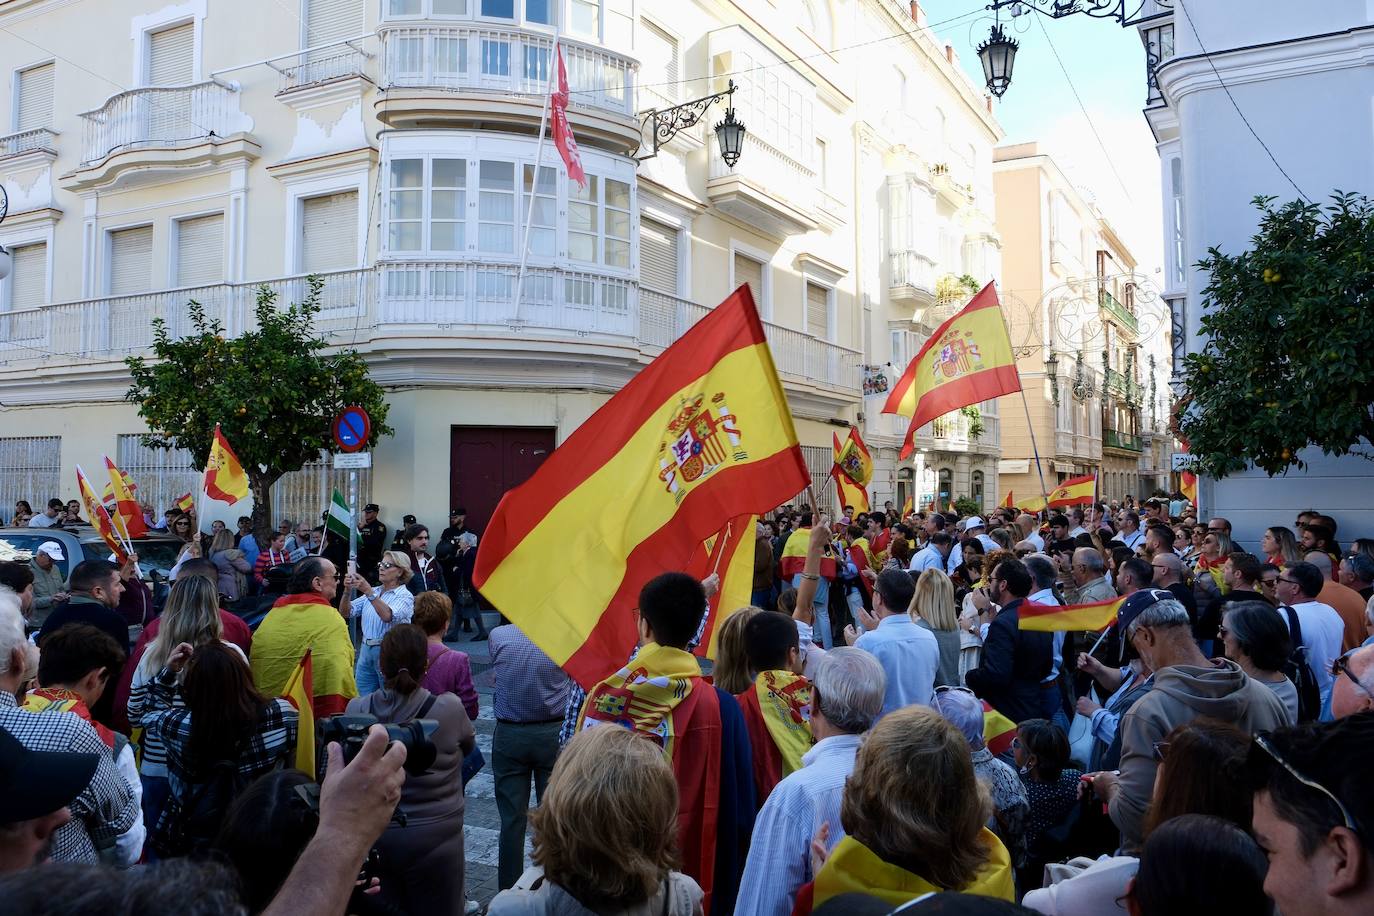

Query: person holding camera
(345, 624), (475, 915)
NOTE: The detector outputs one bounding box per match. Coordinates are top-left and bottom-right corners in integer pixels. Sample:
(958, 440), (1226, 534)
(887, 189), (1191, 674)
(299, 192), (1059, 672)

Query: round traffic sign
(332, 406), (371, 454)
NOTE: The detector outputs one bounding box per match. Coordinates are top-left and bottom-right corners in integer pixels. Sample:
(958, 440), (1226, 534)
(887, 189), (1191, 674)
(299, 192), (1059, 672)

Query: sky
(919, 0), (1166, 279)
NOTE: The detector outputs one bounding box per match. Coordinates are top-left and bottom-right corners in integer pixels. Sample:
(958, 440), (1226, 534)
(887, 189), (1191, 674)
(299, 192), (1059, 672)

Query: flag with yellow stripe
(983, 701), (1017, 755)
(281, 649), (316, 776)
(684, 513), (757, 661)
(1018, 595), (1124, 633)
(1047, 474), (1096, 508)
(831, 432), (869, 515)
(472, 286), (811, 687)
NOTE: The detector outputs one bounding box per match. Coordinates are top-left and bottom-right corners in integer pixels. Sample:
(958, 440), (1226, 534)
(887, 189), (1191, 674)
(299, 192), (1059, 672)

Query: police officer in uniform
(357, 503), (389, 585)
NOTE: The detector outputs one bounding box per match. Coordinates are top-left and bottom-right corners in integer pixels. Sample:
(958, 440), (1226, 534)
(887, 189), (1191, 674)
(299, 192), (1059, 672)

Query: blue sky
(919, 0), (1165, 273)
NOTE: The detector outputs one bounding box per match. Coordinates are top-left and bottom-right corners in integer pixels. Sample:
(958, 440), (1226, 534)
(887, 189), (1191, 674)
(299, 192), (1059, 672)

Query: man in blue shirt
(843, 568), (939, 715)
(908, 531), (952, 575)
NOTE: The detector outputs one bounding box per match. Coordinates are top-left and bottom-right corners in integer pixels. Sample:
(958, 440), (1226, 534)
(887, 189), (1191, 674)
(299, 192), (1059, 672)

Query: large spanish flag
(205, 424), (250, 505)
(831, 432), (869, 515)
(103, 457), (148, 540)
(1047, 474), (1096, 508)
(1018, 595), (1123, 633)
(883, 283), (1021, 458)
(281, 650), (317, 777)
(473, 286), (810, 687)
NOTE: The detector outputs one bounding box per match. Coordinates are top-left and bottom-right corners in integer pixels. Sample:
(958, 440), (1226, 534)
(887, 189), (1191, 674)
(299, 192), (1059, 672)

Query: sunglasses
(1253, 732), (1365, 841)
(1331, 650), (1372, 697)
(934, 685), (975, 696)
(379, 561), (397, 570)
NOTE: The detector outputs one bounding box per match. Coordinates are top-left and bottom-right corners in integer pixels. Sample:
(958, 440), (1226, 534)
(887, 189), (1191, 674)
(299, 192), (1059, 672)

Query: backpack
(1280, 605), (1322, 723)
(156, 756), (253, 858)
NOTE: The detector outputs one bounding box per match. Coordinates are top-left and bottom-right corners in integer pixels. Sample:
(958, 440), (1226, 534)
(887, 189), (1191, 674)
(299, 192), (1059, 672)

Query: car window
(0, 533), (71, 576)
(82, 538), (184, 581)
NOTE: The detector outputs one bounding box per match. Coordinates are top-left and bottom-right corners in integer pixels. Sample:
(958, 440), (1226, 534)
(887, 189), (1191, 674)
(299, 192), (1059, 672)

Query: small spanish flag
(983, 701), (1017, 755)
(685, 514), (756, 660)
(1001, 491), (1015, 509)
(281, 649), (316, 776)
(205, 424), (250, 505)
(173, 492), (195, 514)
(76, 465), (129, 563)
(104, 457), (148, 540)
(1018, 595), (1124, 633)
(1046, 474), (1096, 508)
(1180, 470), (1197, 504)
(901, 496), (913, 518)
(831, 432), (869, 515)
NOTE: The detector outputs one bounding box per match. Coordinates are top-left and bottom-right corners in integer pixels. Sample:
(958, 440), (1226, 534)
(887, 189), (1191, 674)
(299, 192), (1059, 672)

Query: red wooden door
(449, 426), (556, 534)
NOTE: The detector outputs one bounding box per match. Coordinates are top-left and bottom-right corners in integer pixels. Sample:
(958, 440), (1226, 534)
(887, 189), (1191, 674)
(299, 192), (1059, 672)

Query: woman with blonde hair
(342, 548), (415, 695)
(1260, 525), (1302, 570)
(711, 606), (763, 694)
(911, 569), (960, 687)
(795, 705), (1013, 912)
(208, 528), (250, 600)
(488, 725), (704, 916)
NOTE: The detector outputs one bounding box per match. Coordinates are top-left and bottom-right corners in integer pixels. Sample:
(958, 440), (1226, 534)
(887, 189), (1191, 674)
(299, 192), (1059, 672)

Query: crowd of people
(2, 489), (1373, 916)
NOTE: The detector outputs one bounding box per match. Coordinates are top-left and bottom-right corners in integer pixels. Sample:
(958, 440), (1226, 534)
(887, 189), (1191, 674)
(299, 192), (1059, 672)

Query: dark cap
(402, 514), (417, 525)
(1116, 588), (1175, 636)
(364, 503), (379, 512)
(0, 728), (98, 825)
(450, 506), (466, 516)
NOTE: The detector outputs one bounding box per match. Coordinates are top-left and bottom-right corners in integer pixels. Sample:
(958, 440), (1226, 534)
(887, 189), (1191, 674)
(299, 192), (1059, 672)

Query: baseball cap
(0, 728), (98, 825)
(450, 506), (466, 515)
(1116, 588), (1175, 636)
(961, 516), (985, 532)
(36, 541), (65, 561)
(402, 514), (417, 525)
(364, 503), (379, 512)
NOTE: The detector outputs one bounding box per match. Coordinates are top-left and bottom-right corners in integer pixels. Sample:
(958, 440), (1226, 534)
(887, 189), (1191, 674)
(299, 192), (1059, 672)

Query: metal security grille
(794, 444), (832, 512)
(0, 437), (61, 524)
(270, 452), (372, 530)
(116, 435), (200, 516)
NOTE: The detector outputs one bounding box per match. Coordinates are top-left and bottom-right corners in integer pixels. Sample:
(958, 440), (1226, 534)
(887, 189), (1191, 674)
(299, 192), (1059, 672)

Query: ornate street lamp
(978, 22), (1019, 99)
(636, 80), (746, 170)
(1045, 350), (1060, 406)
(714, 105), (747, 169)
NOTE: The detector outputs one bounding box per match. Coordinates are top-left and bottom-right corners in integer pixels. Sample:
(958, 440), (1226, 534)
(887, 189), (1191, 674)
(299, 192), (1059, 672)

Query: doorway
(449, 426), (557, 535)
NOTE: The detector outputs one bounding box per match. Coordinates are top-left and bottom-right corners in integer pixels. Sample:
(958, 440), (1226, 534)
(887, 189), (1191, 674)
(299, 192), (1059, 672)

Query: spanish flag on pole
(205, 424), (250, 505)
(901, 496), (913, 518)
(473, 286), (810, 687)
(1047, 474), (1096, 508)
(103, 457), (148, 540)
(1001, 491), (1015, 510)
(1018, 595), (1124, 633)
(76, 465), (128, 562)
(684, 514), (757, 660)
(831, 432), (869, 515)
(281, 650), (316, 777)
(883, 283), (1021, 459)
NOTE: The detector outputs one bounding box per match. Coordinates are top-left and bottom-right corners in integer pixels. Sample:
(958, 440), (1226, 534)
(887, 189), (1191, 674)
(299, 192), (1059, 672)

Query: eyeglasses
(379, 561), (397, 570)
(1152, 741), (1170, 762)
(934, 685), (975, 696)
(1277, 576), (1299, 586)
(1253, 732), (1365, 841)
(1331, 650), (1372, 697)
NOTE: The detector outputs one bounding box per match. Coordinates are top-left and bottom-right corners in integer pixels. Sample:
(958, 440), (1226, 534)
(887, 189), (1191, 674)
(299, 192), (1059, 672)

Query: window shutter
(807, 282), (830, 338)
(301, 191), (359, 273)
(148, 23), (194, 85)
(109, 226), (153, 295)
(15, 63), (55, 131)
(304, 0), (365, 48)
(175, 214), (224, 287)
(639, 217), (678, 294)
(9, 243), (47, 310)
(733, 253), (763, 309)
(640, 21), (678, 103)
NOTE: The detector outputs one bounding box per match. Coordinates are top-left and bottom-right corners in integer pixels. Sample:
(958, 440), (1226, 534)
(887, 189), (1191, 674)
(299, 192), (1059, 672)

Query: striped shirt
(126, 640), (248, 778)
(348, 586), (415, 642)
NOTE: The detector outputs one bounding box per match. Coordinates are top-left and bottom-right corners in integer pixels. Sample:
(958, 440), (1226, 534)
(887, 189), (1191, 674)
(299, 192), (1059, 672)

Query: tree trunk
(249, 470), (277, 548)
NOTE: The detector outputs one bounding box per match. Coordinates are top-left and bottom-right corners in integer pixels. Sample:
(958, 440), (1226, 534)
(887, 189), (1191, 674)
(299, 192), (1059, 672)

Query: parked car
(0, 525), (188, 617)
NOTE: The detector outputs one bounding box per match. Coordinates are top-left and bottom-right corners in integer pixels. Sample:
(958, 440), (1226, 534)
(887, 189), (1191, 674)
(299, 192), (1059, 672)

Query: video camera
(317, 714), (440, 778)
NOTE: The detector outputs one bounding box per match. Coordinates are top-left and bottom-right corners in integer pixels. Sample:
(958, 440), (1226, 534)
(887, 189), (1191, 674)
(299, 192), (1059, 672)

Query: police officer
(357, 503), (388, 585)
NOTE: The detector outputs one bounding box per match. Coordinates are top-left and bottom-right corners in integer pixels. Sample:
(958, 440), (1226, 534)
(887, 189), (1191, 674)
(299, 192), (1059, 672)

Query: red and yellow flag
(76, 465), (128, 563)
(883, 283), (1021, 458)
(1018, 595), (1124, 633)
(1047, 474), (1096, 508)
(205, 424), (250, 505)
(901, 496), (913, 518)
(281, 649), (316, 776)
(473, 286), (810, 687)
(831, 432), (869, 515)
(983, 701), (1017, 755)
(103, 457), (148, 540)
(174, 492), (195, 513)
(684, 513), (757, 661)
(1180, 470), (1197, 504)
(1001, 491), (1015, 509)
(101, 466), (137, 503)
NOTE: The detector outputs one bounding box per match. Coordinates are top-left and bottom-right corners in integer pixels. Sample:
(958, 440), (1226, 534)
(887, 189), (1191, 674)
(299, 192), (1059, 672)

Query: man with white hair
(1331, 644), (1374, 719)
(1015, 514), (1044, 552)
(1086, 589), (1288, 852)
(0, 589), (141, 866)
(934, 686), (1028, 858)
(734, 647), (885, 916)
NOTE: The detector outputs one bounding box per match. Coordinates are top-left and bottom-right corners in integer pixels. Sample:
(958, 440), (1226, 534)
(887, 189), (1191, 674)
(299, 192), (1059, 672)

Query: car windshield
(81, 538), (183, 581)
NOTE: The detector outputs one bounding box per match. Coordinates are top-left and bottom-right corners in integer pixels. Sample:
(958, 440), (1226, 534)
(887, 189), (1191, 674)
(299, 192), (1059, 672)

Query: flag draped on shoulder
(473, 286), (810, 687)
(883, 283), (1021, 459)
(1046, 474), (1096, 508)
(103, 457), (148, 540)
(281, 650), (316, 776)
(831, 432), (869, 515)
(1018, 595), (1124, 633)
(76, 465), (128, 562)
(205, 425), (250, 505)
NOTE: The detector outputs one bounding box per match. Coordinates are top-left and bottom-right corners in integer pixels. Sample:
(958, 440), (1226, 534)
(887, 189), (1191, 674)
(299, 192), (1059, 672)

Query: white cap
(961, 516), (986, 532)
(36, 541), (65, 561)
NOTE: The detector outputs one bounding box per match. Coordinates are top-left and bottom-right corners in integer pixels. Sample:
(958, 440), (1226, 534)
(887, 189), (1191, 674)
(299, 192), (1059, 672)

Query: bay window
(383, 0), (595, 34)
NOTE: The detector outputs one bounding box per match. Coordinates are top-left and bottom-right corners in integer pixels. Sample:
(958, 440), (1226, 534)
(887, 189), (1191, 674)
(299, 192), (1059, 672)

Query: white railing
(378, 25), (635, 117)
(931, 412), (970, 446)
(708, 130), (816, 211)
(889, 249), (936, 295)
(78, 81), (252, 165)
(277, 45), (371, 93)
(0, 127), (59, 159)
(639, 288), (861, 393)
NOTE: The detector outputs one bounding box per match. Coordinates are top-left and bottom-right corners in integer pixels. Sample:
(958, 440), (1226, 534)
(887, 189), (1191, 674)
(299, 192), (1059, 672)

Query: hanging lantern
(978, 23), (1019, 98)
(714, 107), (747, 169)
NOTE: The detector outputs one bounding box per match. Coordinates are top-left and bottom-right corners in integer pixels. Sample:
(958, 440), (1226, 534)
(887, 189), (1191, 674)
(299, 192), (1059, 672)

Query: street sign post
(331, 407), (372, 613)
(332, 406), (371, 454)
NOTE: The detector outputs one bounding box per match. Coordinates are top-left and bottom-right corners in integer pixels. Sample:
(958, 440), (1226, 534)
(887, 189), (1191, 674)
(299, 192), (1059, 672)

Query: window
(432, 159), (468, 252)
(733, 252), (764, 309)
(6, 242), (47, 310)
(569, 0), (599, 36)
(301, 190), (360, 273)
(302, 0), (365, 48)
(1170, 158), (1185, 287)
(639, 20), (679, 106)
(805, 281), (831, 340)
(116, 435), (199, 517)
(730, 49), (813, 166)
(478, 160), (515, 253)
(387, 159), (423, 252)
(146, 22), (194, 85)
(108, 226), (153, 295)
(481, 0), (514, 17)
(14, 62), (55, 132)
(0, 436), (60, 525)
(815, 138), (828, 190)
(271, 451), (372, 529)
(972, 470), (985, 506)
(522, 164), (556, 257)
(639, 216), (679, 294)
(174, 214), (224, 287)
(938, 468), (953, 505)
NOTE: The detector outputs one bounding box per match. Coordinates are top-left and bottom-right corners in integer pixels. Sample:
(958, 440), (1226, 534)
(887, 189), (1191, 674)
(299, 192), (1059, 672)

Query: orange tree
(126, 277), (391, 542)
(1179, 193), (1374, 477)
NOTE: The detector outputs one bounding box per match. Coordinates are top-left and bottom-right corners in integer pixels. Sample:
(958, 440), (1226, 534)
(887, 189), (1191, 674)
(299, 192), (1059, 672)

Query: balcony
(1141, 20), (1175, 107)
(1104, 429), (1143, 452)
(274, 42), (373, 95)
(1104, 367), (1128, 397)
(706, 131), (818, 238)
(931, 163), (973, 209)
(0, 127), (59, 162)
(889, 250), (937, 310)
(375, 26), (639, 150)
(1099, 287), (1139, 335)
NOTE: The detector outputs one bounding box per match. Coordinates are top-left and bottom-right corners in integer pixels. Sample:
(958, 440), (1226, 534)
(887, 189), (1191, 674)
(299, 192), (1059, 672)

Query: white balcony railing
(77, 81), (252, 165)
(378, 26), (635, 117)
(0, 127), (59, 160)
(708, 130), (816, 210)
(276, 42), (372, 94)
(889, 249), (936, 295)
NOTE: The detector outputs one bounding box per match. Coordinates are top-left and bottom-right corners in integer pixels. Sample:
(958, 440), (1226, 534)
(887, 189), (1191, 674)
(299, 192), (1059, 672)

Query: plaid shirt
(140, 666), (297, 842)
(0, 691), (139, 863)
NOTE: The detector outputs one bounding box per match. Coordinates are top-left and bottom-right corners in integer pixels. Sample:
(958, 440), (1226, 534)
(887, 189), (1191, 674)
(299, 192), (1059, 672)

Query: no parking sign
(332, 406), (371, 454)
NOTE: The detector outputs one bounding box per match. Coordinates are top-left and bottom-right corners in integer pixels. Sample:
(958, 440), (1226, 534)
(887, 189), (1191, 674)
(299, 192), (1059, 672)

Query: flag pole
(993, 288), (1052, 516)
(512, 30), (558, 324)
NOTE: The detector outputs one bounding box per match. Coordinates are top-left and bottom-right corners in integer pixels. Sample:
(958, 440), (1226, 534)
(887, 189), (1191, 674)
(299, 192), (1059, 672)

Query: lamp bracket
(635, 80), (737, 162)
(985, 0), (1168, 27)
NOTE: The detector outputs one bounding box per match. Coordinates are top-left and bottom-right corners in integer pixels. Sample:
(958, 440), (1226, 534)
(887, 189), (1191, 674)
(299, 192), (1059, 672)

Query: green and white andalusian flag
(326, 489), (352, 542)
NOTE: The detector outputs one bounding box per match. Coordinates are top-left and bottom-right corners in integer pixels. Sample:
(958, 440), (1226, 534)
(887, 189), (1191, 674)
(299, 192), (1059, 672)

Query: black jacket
(965, 597), (1055, 724)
